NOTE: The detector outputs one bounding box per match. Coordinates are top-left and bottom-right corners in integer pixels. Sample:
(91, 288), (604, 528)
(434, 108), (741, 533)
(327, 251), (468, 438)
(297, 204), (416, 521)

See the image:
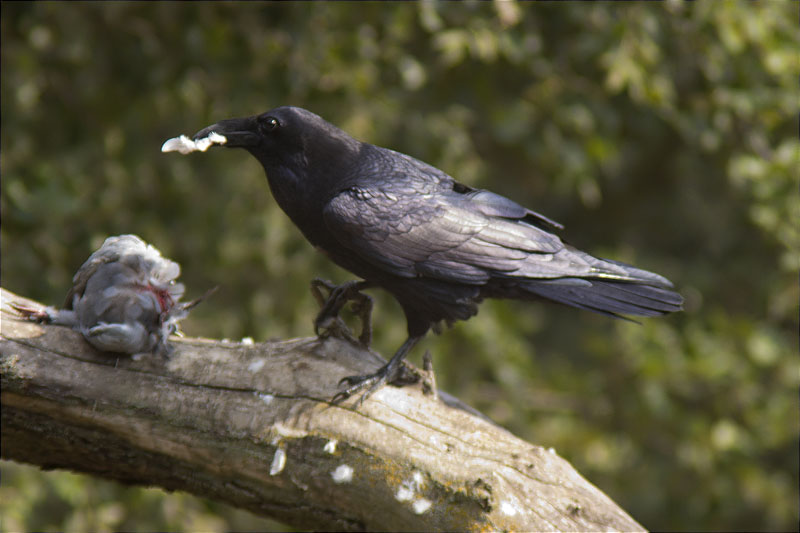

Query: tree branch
(1, 287), (644, 532)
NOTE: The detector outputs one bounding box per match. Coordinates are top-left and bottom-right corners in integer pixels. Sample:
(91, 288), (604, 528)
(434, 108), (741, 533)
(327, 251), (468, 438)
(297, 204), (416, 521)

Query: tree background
(1, 2), (797, 531)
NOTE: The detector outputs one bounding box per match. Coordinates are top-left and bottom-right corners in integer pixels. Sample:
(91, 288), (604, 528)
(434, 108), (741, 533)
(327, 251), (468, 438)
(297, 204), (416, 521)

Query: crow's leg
(310, 279), (373, 347)
(332, 334), (423, 407)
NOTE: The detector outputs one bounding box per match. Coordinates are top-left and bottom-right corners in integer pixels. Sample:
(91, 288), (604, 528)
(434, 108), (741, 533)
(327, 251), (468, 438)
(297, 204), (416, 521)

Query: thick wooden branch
(1, 287), (643, 532)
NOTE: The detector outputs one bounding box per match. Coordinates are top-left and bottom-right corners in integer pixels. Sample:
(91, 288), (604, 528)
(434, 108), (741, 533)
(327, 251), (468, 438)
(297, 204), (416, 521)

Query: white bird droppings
(395, 486), (414, 502)
(395, 471), (427, 504)
(241, 336), (254, 345)
(161, 132), (227, 154)
(269, 447), (286, 476)
(248, 358), (265, 372)
(548, 447), (557, 454)
(331, 464), (353, 484)
(500, 500), (520, 516)
(412, 498), (432, 515)
(324, 439), (338, 454)
(258, 393), (275, 405)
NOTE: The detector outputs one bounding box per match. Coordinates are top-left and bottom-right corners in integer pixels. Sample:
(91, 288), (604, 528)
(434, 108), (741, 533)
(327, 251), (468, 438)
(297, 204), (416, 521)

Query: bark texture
(1, 287), (644, 532)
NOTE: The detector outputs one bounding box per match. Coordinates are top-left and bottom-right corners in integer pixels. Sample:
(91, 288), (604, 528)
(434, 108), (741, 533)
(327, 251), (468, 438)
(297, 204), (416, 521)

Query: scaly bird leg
(310, 279), (373, 348)
(9, 302), (52, 323)
(332, 334), (423, 407)
(10, 302), (78, 328)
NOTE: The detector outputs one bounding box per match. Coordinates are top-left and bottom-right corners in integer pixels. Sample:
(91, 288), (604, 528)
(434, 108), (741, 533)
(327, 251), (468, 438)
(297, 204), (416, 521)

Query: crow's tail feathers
(521, 277), (684, 320)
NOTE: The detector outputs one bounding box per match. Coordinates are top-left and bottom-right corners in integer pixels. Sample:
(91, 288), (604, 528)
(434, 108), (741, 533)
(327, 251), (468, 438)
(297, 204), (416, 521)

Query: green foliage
(0, 461), (285, 532)
(1, 2), (797, 531)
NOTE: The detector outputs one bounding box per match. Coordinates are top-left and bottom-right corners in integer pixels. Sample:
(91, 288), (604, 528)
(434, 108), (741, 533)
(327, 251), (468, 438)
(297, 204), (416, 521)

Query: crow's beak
(193, 116), (260, 148)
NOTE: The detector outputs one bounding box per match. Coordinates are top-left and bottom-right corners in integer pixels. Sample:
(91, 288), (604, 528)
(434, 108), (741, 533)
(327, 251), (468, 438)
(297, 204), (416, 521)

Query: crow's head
(191, 106), (360, 170)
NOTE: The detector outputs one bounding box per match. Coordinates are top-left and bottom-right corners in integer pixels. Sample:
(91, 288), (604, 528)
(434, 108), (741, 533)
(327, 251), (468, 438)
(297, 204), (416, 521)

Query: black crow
(164, 106), (683, 404)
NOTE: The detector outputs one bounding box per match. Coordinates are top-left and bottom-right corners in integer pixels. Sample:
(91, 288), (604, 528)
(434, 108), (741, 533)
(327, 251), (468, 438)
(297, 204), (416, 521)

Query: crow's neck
(260, 154), (353, 248)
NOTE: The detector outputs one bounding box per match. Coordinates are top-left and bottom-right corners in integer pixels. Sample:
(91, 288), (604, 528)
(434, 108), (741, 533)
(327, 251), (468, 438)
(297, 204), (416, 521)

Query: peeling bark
(1, 288), (644, 532)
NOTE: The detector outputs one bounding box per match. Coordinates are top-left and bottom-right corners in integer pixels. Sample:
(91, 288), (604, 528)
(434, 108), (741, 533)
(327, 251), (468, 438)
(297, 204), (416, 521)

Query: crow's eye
(259, 116), (280, 134)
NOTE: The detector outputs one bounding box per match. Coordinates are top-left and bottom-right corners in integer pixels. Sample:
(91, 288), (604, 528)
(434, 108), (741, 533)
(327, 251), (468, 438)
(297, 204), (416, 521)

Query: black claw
(337, 373), (365, 388)
(330, 334), (424, 407)
(331, 370), (390, 406)
(330, 391), (349, 405)
(331, 335), (422, 408)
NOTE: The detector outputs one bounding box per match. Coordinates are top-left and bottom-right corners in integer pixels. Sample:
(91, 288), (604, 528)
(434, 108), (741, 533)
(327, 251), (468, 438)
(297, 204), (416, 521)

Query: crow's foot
(310, 279), (373, 347)
(331, 335), (423, 407)
(331, 362), (402, 407)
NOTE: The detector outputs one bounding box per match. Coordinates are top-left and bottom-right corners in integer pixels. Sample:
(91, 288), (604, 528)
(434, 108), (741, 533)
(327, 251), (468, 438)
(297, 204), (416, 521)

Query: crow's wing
(323, 187), (659, 286)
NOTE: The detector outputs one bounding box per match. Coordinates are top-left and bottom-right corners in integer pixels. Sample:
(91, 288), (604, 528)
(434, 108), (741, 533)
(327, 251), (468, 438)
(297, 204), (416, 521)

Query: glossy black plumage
(188, 106), (683, 402)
